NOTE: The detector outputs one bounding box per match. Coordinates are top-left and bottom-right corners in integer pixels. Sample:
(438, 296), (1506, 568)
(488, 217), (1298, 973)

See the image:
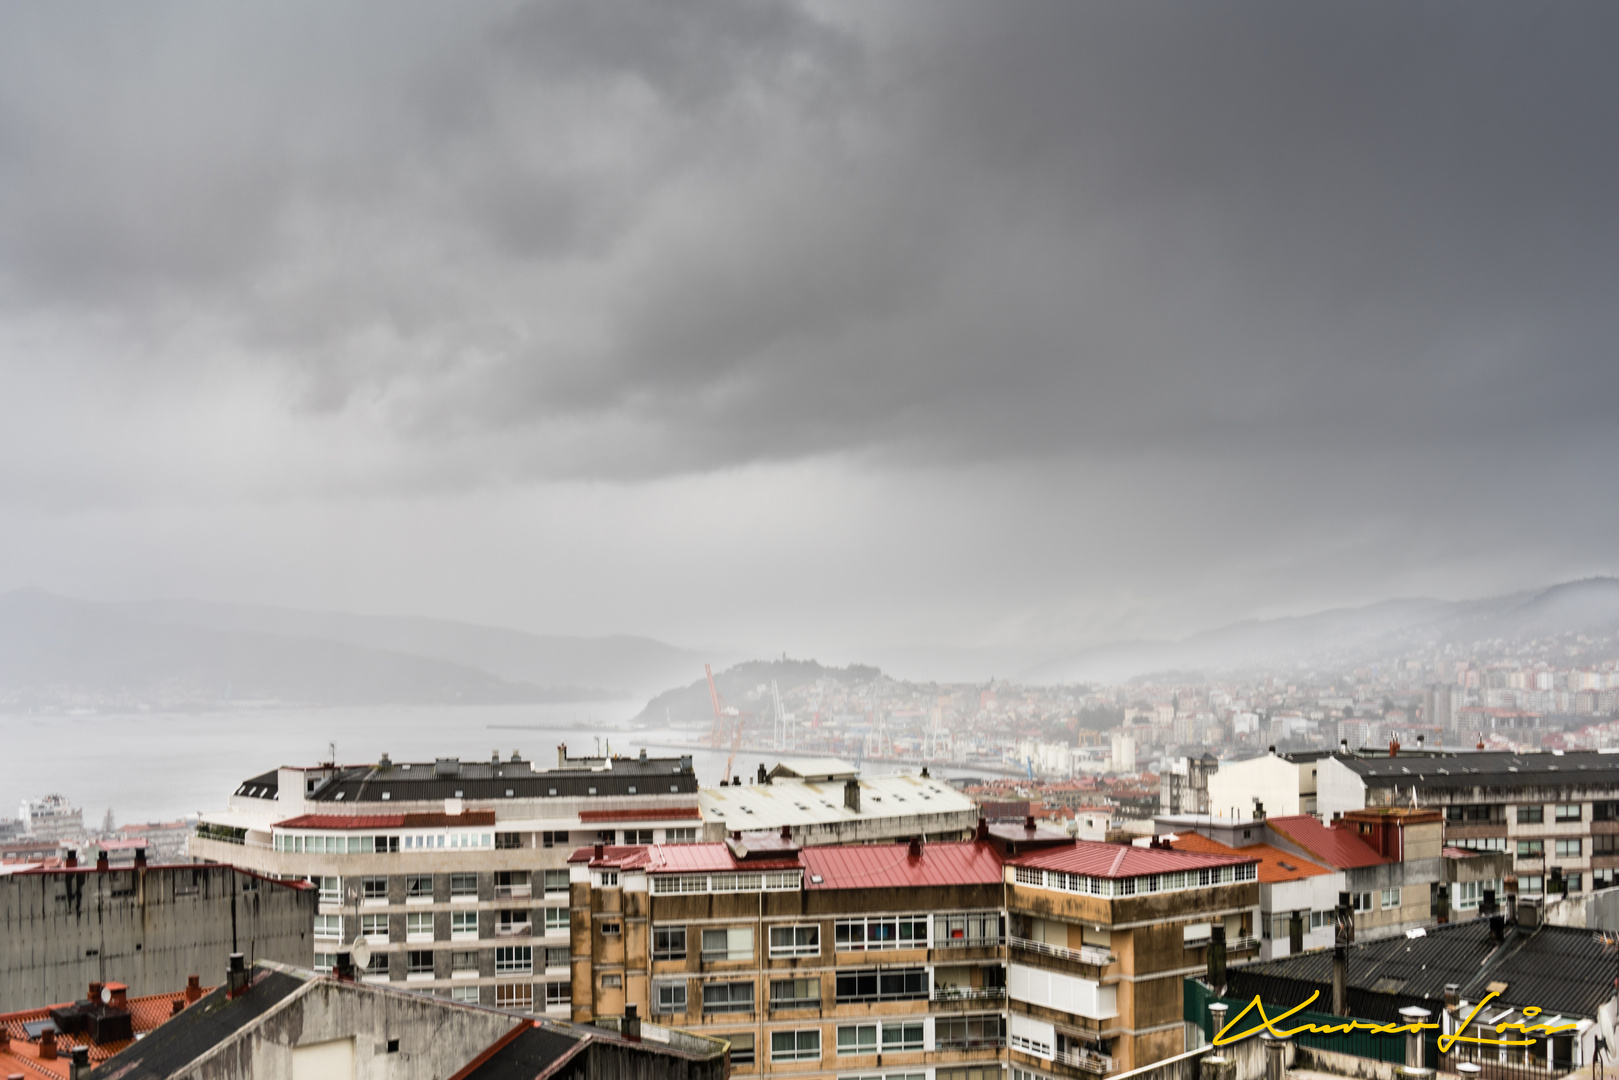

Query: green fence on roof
(1184, 979), (1412, 1066)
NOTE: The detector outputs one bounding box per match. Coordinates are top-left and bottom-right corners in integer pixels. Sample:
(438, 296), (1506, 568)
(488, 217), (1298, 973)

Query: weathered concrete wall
(0, 865), (315, 1011)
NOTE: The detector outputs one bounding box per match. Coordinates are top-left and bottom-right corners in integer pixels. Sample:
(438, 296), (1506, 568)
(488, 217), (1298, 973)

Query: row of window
(313, 908), (570, 940)
(648, 914), (1004, 963)
(1512, 838), (1595, 857)
(312, 871), (571, 904)
(708, 1017), (1007, 1064)
(1447, 803), (1597, 824)
(276, 833), (494, 854)
(312, 947), (569, 976)
(1014, 862), (1257, 897)
(649, 870), (803, 894)
(652, 967), (933, 1014)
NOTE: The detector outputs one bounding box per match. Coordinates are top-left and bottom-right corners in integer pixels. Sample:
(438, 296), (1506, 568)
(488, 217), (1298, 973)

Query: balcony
(1009, 937), (1115, 967)
(932, 987), (1008, 1008)
(934, 936), (1002, 950)
(494, 884), (532, 900)
(1227, 936), (1260, 952)
(1056, 1048), (1116, 1074)
(935, 1036), (1007, 1051)
(495, 922), (532, 938)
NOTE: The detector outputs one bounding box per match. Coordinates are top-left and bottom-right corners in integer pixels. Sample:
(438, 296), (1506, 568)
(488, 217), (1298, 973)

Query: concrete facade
(0, 863), (314, 1011)
(1205, 752), (1321, 821)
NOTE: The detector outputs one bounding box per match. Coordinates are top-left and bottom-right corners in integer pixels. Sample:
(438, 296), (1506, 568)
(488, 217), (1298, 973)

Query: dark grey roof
(464, 1024), (585, 1080)
(234, 770), (279, 800)
(238, 755), (699, 805)
(97, 971), (305, 1080)
(1229, 918), (1614, 1022)
(1338, 750), (1619, 790)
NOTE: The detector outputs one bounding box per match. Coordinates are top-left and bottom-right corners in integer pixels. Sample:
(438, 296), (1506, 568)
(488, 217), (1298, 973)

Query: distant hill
(1021, 577), (1619, 684)
(0, 590), (727, 709)
(636, 658), (882, 728)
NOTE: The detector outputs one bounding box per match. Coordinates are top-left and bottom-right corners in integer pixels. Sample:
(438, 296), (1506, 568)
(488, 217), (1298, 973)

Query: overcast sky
(1, 1), (1615, 677)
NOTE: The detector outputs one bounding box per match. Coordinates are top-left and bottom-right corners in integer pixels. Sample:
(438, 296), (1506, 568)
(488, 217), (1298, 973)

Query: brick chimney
(908, 836), (923, 859)
(843, 779), (861, 813)
(39, 1030), (57, 1061)
(185, 974), (202, 1004)
(65, 849), (77, 869)
(134, 847), (147, 868)
(88, 982), (103, 1003)
(95, 849), (109, 872)
(975, 817), (989, 842)
(226, 953), (249, 998)
(106, 983), (128, 1010)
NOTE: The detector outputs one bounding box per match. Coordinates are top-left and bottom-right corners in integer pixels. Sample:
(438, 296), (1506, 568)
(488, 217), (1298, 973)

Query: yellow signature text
(1211, 991), (1578, 1051)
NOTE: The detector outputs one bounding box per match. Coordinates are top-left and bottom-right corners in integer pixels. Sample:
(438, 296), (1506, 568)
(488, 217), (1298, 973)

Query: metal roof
(1338, 749), (1619, 790)
(267, 754), (698, 805)
(700, 773), (975, 830)
(1008, 839), (1253, 878)
(272, 811), (497, 830)
(1265, 814), (1389, 869)
(767, 757), (859, 781)
(567, 842), (801, 874)
(801, 841), (1007, 890)
(577, 807), (701, 823)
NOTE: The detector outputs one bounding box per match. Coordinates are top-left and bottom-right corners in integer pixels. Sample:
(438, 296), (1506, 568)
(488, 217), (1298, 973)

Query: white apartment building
(189, 746), (704, 1011)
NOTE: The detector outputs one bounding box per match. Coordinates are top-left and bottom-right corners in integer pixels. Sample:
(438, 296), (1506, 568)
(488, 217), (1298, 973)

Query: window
(1352, 892), (1373, 913)
(452, 950), (479, 973)
(654, 982), (688, 1014)
(314, 952), (335, 973)
(1447, 804), (1498, 823)
(701, 926), (754, 961)
(361, 876), (388, 901)
(770, 924), (820, 958)
(1556, 838), (1582, 858)
(497, 909), (529, 934)
(544, 907), (569, 934)
(1596, 803), (1619, 822)
(1451, 836), (1509, 853)
(495, 832), (523, 850)
(317, 876), (341, 904)
(407, 950), (433, 975)
(405, 875), (433, 900)
(545, 981), (571, 1007)
(600, 921), (621, 937)
(771, 1030), (820, 1063)
(937, 1014), (1006, 1049)
(943, 1070), (1002, 1080)
(654, 926), (687, 961)
(546, 946), (569, 969)
(1310, 910), (1330, 930)
(450, 985), (480, 1003)
(541, 830), (569, 848)
(543, 869), (570, 893)
(770, 978), (820, 1009)
(834, 915), (928, 951)
(1517, 805), (1544, 824)
(406, 912), (433, 940)
(452, 911), (478, 940)
(596, 830), (615, 843)
(598, 871), (619, 888)
(451, 873), (478, 900)
(1517, 839), (1545, 857)
(835, 968), (927, 1004)
(495, 946), (533, 974)
(727, 1034), (755, 1066)
(882, 1020), (925, 1052)
(935, 912), (1001, 946)
(1520, 875), (1544, 895)
(1597, 869), (1617, 890)
(314, 914), (343, 939)
(1557, 804), (1582, 822)
(701, 981), (754, 1015)
(666, 827), (698, 844)
(1598, 835), (1619, 855)
(1455, 881), (1482, 910)
(360, 913), (388, 940)
(362, 952), (388, 976)
(495, 983), (533, 1009)
(625, 829), (654, 844)
(838, 1024), (877, 1056)
(1567, 873), (1583, 892)
(1381, 888), (1400, 910)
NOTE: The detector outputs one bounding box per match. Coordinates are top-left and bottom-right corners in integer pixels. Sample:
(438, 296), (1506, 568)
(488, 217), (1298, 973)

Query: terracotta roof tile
(1266, 814), (1389, 869)
(1165, 832), (1331, 882)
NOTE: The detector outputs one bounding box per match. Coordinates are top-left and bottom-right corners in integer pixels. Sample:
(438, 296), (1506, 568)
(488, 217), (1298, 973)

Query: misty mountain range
(0, 579), (1615, 712)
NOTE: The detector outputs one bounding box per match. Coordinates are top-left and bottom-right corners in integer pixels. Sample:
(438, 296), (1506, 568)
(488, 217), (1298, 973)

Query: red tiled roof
(801, 841), (1006, 890)
(577, 807), (701, 823)
(566, 843), (801, 873)
(1166, 833), (1330, 883)
(1009, 838), (1254, 878)
(1266, 814), (1389, 869)
(0, 985), (212, 1076)
(273, 810), (496, 830)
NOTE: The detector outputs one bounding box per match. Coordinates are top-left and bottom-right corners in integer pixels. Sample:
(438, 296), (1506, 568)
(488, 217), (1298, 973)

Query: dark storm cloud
(0, 0), (1615, 491)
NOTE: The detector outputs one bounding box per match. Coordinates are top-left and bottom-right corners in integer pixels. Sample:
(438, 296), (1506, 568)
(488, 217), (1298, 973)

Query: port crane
(705, 664), (746, 783)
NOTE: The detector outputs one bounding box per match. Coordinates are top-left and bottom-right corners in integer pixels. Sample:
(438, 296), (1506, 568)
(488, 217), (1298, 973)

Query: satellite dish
(101, 986), (112, 1005)
(351, 941), (372, 969)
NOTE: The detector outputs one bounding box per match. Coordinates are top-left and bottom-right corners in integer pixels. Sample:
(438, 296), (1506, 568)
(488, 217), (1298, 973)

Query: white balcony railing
(495, 922), (532, 938)
(931, 987), (1008, 1003)
(1009, 936), (1115, 966)
(1056, 1049), (1116, 1074)
(494, 884), (532, 900)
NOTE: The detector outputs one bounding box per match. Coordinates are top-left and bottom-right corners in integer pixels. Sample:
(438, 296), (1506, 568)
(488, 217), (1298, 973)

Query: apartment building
(1158, 831), (1337, 961)
(564, 824), (1260, 1078)
(1318, 750), (1619, 898)
(188, 746), (702, 1009)
(1203, 748), (1326, 820)
(702, 763), (979, 846)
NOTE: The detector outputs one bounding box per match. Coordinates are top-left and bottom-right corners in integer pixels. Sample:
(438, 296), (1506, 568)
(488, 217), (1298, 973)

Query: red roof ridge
(1108, 847), (1128, 876)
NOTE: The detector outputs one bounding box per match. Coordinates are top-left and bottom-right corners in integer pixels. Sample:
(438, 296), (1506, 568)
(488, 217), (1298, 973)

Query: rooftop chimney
(623, 1003), (642, 1042)
(379, 752), (391, 768)
(1268, 745), (1276, 755)
(1024, 814), (1036, 831)
(558, 743), (567, 767)
(1253, 800), (1266, 821)
(1489, 914), (1505, 944)
(921, 766), (930, 778)
(1417, 735), (1425, 749)
(106, 983), (127, 1010)
(975, 817), (989, 842)
(227, 952), (249, 998)
(39, 1031), (57, 1061)
(134, 847), (147, 868)
(1389, 738), (1399, 758)
(593, 843), (604, 858)
(908, 836), (923, 858)
(492, 750), (501, 764)
(186, 974), (203, 1003)
(0, 1024), (9, 1048)
(65, 849), (76, 869)
(69, 1046), (88, 1080)
(88, 982), (102, 1003)
(780, 825), (792, 841)
(844, 778), (861, 813)
(512, 750), (523, 762)
(95, 849), (109, 872)
(1340, 739), (1349, 753)
(758, 763), (767, 784)
(334, 951), (354, 982)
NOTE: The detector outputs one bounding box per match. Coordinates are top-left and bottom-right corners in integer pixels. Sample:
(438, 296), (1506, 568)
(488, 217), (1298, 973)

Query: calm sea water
(0, 702), (738, 827)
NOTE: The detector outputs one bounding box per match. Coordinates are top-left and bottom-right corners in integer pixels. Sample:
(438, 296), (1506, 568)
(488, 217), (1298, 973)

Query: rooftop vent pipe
(227, 952), (249, 998)
(908, 836), (923, 858)
(844, 778), (861, 813)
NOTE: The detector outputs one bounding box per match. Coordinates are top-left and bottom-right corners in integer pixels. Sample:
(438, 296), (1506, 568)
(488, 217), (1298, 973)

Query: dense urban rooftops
(1340, 749), (1619, 787)
(1008, 838), (1256, 878)
(800, 840), (1006, 890)
(1165, 831), (1331, 883)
